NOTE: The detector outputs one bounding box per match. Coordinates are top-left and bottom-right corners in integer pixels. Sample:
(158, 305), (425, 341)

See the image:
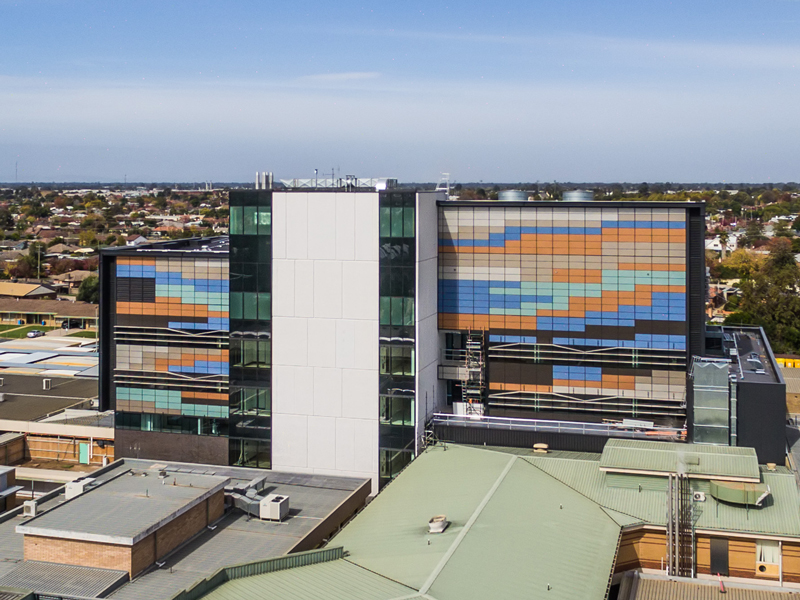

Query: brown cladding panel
(115, 429), (229, 465)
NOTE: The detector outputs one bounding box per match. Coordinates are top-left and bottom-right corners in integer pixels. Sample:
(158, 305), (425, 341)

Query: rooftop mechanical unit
(259, 494), (290, 521)
(65, 478), (96, 500)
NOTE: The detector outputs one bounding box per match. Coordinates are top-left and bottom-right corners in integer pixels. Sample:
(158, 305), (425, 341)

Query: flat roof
(0, 459), (369, 600)
(100, 236), (228, 257)
(0, 373), (97, 421)
(0, 561), (127, 598)
(438, 199), (705, 209)
(599, 439), (761, 482)
(17, 468), (230, 545)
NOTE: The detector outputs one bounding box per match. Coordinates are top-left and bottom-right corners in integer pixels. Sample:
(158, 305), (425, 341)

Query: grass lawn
(1, 325), (56, 339)
(0, 324), (21, 332)
(67, 330), (97, 338)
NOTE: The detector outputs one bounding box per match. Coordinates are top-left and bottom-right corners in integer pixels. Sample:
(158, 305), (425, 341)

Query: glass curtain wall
(379, 191), (416, 486)
(228, 190), (272, 468)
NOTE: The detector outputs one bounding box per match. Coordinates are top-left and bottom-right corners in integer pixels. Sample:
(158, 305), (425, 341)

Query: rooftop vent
(428, 515), (449, 534)
(22, 500), (37, 518)
(533, 443), (549, 454)
(65, 477), (96, 500)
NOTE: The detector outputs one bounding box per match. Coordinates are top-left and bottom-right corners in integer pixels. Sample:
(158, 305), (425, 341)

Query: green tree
(737, 238), (800, 353)
(77, 275), (100, 303)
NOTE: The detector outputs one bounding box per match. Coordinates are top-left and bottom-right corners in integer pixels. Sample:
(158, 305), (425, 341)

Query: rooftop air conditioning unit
(259, 494), (289, 521)
(65, 478), (96, 500)
(23, 500), (37, 517)
(42, 379), (51, 391)
(693, 491), (706, 502)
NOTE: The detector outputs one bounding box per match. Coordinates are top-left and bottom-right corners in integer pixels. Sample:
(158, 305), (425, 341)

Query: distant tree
(0, 208), (14, 230)
(638, 182), (650, 196)
(774, 220), (793, 238)
(77, 275), (99, 303)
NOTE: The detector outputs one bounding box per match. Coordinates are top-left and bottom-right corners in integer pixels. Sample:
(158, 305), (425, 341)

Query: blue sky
(1, 0), (799, 183)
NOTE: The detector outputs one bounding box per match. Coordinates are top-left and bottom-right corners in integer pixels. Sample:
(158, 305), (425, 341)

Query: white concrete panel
(307, 193), (337, 260)
(417, 192), (443, 262)
(271, 193), (287, 260)
(335, 320), (355, 369)
(307, 318), (336, 367)
(286, 193), (308, 259)
(313, 262), (342, 318)
(342, 261), (378, 321)
(272, 318), (307, 367)
(308, 416), (337, 471)
(354, 193), (379, 261)
(416, 313), (439, 373)
(313, 367), (342, 417)
(271, 414), (308, 469)
(273, 365), (315, 416)
(352, 418), (378, 479)
(293, 260), (315, 317)
(416, 361), (444, 428)
(335, 419), (356, 473)
(417, 257), (438, 321)
(271, 260), (295, 318)
(335, 194), (356, 261)
(342, 369), (377, 420)
(353, 320), (378, 370)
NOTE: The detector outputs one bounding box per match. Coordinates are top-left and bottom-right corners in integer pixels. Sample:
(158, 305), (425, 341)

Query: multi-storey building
(99, 237), (231, 464)
(437, 200), (706, 424)
(102, 181), (444, 489)
(101, 185), (786, 490)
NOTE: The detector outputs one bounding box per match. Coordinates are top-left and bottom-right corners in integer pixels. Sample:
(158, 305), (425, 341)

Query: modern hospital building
(99, 178), (786, 491)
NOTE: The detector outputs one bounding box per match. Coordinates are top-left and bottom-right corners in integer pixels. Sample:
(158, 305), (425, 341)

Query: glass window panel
(257, 209), (271, 235)
(242, 340), (258, 366)
(243, 206), (257, 235)
(258, 293), (271, 320)
(403, 207), (415, 237)
(380, 346), (389, 374)
(243, 292), (258, 320)
(403, 297), (415, 326)
(380, 297), (391, 325)
(258, 341), (271, 367)
(391, 297), (403, 326)
(230, 207), (243, 235)
(391, 207), (404, 237)
(380, 207), (391, 237)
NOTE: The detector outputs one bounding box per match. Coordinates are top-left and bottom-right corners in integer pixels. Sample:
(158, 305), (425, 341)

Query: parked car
(26, 330), (45, 338)
(60, 319), (83, 330)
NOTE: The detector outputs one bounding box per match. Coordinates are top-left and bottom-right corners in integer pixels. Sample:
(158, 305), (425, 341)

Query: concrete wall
(271, 191), (380, 489)
(415, 191), (445, 451)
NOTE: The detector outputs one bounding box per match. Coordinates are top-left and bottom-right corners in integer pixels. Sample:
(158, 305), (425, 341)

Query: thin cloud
(297, 71), (381, 83)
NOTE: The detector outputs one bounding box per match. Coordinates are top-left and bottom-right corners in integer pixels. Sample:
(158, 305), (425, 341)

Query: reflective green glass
(380, 207), (391, 237)
(258, 293), (271, 320)
(379, 296), (390, 325)
(403, 297), (414, 326)
(243, 207), (257, 235)
(391, 207), (404, 237)
(229, 292), (243, 319)
(243, 292), (258, 319)
(391, 297), (403, 326)
(230, 207), (243, 235)
(403, 207), (415, 237)
(257, 209), (271, 235)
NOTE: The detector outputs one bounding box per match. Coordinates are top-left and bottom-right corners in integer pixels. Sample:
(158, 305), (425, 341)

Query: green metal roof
(599, 439), (761, 482)
(189, 444), (800, 600)
(197, 445), (623, 600)
(526, 454), (800, 538)
(200, 559), (417, 600)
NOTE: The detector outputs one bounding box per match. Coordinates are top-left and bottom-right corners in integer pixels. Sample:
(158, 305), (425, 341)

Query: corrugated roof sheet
(630, 575), (800, 599)
(334, 445), (621, 600)
(525, 455), (800, 538)
(201, 560), (417, 600)
(0, 560), (127, 597)
(600, 439), (760, 481)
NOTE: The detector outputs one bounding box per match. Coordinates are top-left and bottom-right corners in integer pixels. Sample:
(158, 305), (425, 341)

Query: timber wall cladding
(25, 436), (113, 465)
(615, 530), (668, 572)
(780, 542), (800, 583)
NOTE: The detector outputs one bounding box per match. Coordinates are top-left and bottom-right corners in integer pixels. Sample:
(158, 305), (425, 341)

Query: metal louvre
(488, 343), (686, 369)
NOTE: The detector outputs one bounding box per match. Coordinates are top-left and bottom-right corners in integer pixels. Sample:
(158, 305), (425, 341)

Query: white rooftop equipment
(259, 494), (290, 521)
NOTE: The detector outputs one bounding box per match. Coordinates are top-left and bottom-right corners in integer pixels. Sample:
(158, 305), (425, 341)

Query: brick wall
(24, 535), (131, 573)
(23, 490), (224, 577)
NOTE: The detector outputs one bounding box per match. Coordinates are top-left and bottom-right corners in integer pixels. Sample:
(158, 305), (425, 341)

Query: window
(757, 540), (780, 565)
(380, 296), (414, 326)
(379, 206), (415, 239)
(380, 395), (414, 426)
(380, 346), (414, 376)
